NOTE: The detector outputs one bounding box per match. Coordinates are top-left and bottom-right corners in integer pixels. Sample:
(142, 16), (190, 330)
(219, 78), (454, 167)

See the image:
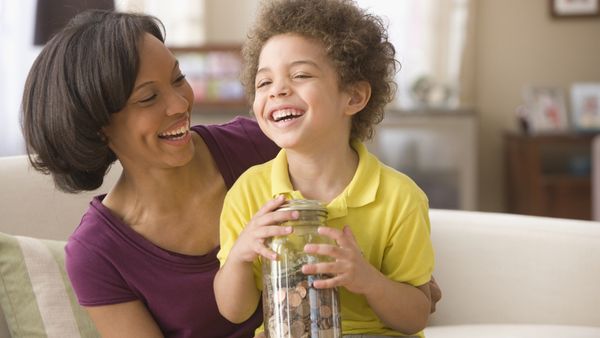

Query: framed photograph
(522, 86), (569, 134)
(570, 83), (600, 131)
(550, 0), (600, 18)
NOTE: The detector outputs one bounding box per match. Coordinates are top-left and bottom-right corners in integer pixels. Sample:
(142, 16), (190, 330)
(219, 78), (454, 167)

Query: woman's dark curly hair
(21, 10), (164, 193)
(241, 0), (398, 141)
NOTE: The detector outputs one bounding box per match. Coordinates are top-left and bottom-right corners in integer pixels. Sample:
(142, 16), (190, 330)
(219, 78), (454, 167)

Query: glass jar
(262, 199), (342, 338)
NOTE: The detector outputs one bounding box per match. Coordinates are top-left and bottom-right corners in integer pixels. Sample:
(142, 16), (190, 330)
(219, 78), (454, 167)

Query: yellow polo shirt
(218, 140), (434, 337)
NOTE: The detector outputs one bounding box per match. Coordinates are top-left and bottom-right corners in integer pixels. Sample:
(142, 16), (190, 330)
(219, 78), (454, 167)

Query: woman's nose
(166, 87), (191, 116)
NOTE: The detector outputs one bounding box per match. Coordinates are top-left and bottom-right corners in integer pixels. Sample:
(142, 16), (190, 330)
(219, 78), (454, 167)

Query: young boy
(215, 0), (434, 336)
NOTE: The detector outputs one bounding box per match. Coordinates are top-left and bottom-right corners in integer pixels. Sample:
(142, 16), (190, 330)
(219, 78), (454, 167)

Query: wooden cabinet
(505, 133), (594, 220)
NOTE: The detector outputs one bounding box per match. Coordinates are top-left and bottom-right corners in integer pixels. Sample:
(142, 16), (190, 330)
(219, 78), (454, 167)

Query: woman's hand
(301, 225), (377, 294)
(228, 195), (297, 264)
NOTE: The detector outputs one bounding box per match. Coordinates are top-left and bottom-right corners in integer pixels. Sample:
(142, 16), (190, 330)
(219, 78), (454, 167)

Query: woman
(21, 9), (440, 338)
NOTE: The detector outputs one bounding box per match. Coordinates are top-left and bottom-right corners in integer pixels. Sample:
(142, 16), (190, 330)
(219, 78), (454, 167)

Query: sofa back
(0, 155), (121, 240)
(2, 155), (600, 335)
(0, 155), (120, 337)
(429, 209), (600, 327)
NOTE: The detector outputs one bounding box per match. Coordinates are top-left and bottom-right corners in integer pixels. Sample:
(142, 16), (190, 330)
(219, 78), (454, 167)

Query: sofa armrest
(428, 209), (600, 327)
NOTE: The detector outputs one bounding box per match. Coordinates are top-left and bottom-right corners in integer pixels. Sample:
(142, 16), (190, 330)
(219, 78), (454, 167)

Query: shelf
(170, 44), (246, 109)
(539, 175), (590, 187)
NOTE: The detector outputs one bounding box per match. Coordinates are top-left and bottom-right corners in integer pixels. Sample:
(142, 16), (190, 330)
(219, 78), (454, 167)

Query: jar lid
(277, 199), (327, 216)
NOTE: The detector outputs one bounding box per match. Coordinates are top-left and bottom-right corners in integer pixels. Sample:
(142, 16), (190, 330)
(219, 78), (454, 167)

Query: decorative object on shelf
(410, 75), (455, 109)
(170, 46), (246, 109)
(550, 0), (600, 18)
(570, 83), (600, 132)
(521, 85), (569, 134)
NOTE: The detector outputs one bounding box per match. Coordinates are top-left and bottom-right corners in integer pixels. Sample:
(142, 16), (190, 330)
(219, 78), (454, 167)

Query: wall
(204, 0), (259, 43)
(475, 0), (600, 211)
(201, 0), (600, 212)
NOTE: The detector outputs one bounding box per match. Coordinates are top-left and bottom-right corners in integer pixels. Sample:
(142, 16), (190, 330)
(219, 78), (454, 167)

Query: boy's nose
(269, 82), (291, 98)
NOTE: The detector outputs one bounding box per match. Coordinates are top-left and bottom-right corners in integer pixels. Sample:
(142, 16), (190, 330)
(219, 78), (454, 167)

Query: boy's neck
(286, 141), (359, 204)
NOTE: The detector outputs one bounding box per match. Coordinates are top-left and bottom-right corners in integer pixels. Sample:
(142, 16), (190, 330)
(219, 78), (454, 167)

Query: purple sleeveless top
(65, 117), (279, 338)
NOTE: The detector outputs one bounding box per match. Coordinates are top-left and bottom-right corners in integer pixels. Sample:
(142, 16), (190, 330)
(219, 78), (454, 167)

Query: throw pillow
(0, 232), (99, 337)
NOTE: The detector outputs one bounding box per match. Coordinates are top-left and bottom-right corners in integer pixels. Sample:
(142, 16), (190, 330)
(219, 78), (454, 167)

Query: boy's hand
(228, 195), (297, 264)
(301, 225), (377, 294)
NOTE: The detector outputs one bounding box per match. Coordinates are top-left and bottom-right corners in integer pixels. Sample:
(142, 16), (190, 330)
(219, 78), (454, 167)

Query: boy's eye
(293, 73), (311, 79)
(256, 80), (271, 88)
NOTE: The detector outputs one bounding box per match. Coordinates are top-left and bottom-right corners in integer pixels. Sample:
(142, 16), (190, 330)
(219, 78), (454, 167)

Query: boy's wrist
(357, 263), (386, 297)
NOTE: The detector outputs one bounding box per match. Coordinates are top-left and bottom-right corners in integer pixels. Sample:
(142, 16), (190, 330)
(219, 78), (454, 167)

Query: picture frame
(550, 0), (600, 18)
(570, 83), (600, 131)
(522, 86), (569, 134)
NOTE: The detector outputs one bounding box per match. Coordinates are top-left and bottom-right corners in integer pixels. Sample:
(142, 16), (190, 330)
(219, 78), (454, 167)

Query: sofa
(1, 154), (600, 337)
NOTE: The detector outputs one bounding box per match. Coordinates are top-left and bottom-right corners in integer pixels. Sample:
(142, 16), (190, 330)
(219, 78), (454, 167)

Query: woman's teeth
(158, 125), (188, 139)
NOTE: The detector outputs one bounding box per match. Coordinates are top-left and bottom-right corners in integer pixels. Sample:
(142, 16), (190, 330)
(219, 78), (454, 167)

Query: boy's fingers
(302, 261), (338, 275)
(311, 275), (343, 289)
(304, 243), (341, 258)
(318, 225), (361, 251)
(256, 245), (278, 260)
(254, 195), (287, 217)
(256, 225), (293, 239)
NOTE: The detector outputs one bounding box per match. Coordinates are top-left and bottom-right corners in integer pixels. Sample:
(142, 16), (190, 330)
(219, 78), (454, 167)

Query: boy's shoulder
(376, 160), (428, 200)
(230, 157), (276, 190)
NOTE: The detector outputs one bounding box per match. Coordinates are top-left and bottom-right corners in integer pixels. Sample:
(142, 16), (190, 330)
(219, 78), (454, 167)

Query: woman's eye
(138, 94), (157, 103)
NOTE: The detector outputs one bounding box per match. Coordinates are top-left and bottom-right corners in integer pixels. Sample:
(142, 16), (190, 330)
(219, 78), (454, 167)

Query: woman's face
(103, 33), (195, 170)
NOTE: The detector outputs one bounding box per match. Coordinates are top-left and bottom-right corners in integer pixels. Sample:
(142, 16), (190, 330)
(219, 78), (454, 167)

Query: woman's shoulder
(66, 196), (119, 253)
(192, 116), (279, 187)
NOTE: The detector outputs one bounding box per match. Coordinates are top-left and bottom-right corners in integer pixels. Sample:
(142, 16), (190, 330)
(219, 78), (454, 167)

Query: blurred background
(1, 0), (599, 218)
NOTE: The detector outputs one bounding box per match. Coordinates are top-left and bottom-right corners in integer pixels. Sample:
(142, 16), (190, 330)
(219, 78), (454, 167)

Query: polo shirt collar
(270, 140), (380, 220)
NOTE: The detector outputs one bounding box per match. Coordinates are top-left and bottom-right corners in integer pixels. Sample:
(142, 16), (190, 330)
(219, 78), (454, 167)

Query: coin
(320, 305), (332, 318)
(276, 288), (287, 304)
(289, 291), (302, 307)
(295, 285), (307, 298)
(290, 320), (305, 338)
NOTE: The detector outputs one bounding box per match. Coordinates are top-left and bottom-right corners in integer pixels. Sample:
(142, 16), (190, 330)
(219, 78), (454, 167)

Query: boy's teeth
(273, 109), (302, 122)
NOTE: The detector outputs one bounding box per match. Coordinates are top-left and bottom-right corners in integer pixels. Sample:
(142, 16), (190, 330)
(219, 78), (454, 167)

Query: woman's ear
(345, 81), (371, 116)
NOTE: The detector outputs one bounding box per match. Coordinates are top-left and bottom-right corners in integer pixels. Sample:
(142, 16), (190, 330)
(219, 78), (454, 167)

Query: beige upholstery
(0, 155), (121, 240)
(0, 155), (120, 337)
(427, 209), (600, 335)
(2, 155), (600, 337)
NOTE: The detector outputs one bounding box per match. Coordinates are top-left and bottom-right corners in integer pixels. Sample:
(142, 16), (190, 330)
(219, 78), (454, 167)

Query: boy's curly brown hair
(241, 0), (398, 141)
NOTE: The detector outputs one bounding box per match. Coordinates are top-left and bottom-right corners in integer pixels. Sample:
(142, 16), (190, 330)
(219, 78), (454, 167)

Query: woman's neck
(102, 133), (226, 254)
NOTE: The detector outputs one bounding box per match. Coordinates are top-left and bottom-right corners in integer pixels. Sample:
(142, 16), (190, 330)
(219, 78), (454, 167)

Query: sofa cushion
(0, 232), (98, 337)
(425, 324), (600, 338)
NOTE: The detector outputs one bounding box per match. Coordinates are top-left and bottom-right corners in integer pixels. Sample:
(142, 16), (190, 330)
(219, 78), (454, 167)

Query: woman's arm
(85, 301), (163, 338)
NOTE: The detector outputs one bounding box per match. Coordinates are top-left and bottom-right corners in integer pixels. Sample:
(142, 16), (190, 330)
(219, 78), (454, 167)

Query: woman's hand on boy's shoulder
(429, 275), (442, 313)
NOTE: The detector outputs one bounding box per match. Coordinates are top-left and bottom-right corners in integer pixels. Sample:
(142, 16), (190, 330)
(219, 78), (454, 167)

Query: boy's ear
(345, 81), (371, 116)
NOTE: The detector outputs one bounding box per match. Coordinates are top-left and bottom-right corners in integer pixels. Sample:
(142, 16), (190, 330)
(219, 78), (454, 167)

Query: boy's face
(252, 33), (357, 152)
